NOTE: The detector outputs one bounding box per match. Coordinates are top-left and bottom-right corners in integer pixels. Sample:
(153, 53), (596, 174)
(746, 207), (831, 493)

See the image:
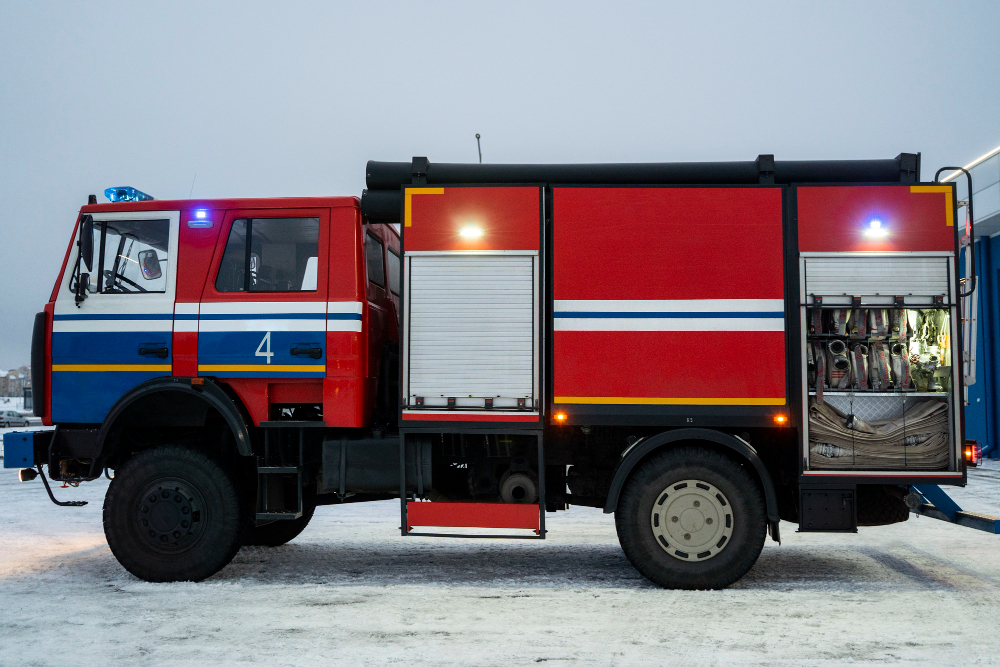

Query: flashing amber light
(554, 411), (568, 423)
(965, 446), (973, 461)
(773, 414), (788, 425)
(190, 377), (206, 386)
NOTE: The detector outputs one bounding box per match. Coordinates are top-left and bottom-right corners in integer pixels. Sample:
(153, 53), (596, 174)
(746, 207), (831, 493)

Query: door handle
(291, 346), (323, 359)
(139, 346), (169, 359)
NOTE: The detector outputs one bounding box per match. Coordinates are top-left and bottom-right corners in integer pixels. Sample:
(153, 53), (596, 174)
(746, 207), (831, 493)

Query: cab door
(198, 210), (329, 422)
(51, 211), (180, 423)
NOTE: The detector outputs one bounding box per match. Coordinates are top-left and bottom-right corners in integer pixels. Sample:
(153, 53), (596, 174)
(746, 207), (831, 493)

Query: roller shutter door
(803, 256), (951, 299)
(406, 254), (536, 408)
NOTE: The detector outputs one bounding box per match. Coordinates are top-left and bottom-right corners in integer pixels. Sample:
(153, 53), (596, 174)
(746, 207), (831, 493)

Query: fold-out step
(405, 501), (542, 538)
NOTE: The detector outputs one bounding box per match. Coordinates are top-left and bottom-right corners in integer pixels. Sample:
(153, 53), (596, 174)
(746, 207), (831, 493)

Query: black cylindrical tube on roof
(773, 159), (908, 184)
(366, 160), (760, 189)
(360, 189), (402, 224)
(365, 154), (917, 189)
(361, 153), (919, 222)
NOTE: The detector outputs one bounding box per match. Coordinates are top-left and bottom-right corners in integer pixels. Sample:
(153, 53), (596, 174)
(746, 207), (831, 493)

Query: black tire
(615, 446), (767, 590)
(242, 497), (316, 547)
(103, 445), (245, 582)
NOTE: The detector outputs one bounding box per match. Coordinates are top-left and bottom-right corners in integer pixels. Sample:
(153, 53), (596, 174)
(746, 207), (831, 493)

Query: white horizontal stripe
(554, 299), (784, 312)
(555, 318), (785, 332)
(327, 320), (363, 333)
(173, 320), (198, 333)
(174, 302), (200, 315)
(327, 301), (364, 314)
(200, 301), (326, 315)
(198, 319), (326, 333)
(54, 320), (173, 333)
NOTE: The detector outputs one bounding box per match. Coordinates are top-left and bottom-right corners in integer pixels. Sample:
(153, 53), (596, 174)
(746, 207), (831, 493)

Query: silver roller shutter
(804, 256), (951, 301)
(406, 254), (536, 408)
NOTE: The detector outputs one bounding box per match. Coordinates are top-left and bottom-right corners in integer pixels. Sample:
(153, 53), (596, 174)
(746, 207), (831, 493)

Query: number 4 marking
(256, 331), (273, 364)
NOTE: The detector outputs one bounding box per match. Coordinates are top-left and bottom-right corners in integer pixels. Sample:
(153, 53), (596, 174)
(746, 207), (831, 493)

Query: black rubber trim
(30, 311), (45, 418)
(602, 427), (780, 523)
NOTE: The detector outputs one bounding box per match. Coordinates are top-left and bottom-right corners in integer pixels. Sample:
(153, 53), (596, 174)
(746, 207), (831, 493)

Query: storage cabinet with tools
(803, 304), (956, 471)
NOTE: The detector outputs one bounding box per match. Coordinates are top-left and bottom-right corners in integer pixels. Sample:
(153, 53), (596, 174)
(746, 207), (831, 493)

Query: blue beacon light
(104, 186), (154, 202)
(187, 209), (213, 228)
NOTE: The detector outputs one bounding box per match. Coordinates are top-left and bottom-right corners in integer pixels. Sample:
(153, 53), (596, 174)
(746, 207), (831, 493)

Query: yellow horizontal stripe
(53, 364), (172, 372)
(910, 185), (955, 226)
(403, 187), (445, 227)
(198, 364), (326, 373)
(554, 396), (787, 406)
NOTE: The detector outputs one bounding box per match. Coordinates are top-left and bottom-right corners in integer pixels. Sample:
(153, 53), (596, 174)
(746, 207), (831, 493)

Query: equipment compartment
(804, 306), (956, 471)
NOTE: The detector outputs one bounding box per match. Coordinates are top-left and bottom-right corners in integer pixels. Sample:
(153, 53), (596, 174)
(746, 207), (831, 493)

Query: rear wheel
(615, 446), (767, 589)
(103, 445), (244, 582)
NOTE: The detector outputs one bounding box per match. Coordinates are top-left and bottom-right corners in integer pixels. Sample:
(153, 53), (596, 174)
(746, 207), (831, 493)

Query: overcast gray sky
(1, 1), (998, 368)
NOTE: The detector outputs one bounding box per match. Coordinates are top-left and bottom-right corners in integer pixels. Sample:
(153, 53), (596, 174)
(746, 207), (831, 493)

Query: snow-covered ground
(2, 458), (1000, 666)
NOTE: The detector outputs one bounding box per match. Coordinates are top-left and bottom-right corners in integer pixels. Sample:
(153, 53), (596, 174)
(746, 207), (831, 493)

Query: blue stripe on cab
(199, 313), (326, 320)
(327, 313), (363, 320)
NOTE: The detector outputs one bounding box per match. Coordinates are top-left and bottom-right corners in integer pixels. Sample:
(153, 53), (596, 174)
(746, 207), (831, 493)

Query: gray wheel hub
(134, 478), (206, 554)
(649, 479), (734, 561)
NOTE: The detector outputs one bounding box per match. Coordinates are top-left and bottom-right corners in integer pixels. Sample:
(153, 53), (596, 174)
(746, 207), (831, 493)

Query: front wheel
(103, 445), (245, 582)
(615, 446), (767, 589)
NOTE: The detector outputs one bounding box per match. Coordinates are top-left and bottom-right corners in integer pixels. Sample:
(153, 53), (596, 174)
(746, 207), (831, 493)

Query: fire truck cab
(8, 155), (996, 589)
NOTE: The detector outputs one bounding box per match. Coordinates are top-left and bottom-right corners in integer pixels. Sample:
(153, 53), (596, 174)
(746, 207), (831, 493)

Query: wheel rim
(133, 477), (208, 554)
(649, 479), (734, 561)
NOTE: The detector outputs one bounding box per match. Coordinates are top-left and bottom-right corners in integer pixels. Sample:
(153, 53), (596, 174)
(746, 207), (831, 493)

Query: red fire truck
(5, 154), (997, 589)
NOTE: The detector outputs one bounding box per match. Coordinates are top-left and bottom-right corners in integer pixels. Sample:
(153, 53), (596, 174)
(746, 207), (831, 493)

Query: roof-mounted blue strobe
(104, 186), (155, 202)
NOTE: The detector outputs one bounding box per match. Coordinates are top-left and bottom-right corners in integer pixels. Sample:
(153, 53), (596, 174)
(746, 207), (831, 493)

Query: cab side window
(216, 217), (319, 292)
(85, 219), (171, 294)
(365, 232), (385, 287)
(387, 248), (401, 296)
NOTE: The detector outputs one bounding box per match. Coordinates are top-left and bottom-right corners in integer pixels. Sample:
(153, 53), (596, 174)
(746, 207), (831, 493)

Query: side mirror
(80, 215), (94, 272)
(138, 249), (162, 280)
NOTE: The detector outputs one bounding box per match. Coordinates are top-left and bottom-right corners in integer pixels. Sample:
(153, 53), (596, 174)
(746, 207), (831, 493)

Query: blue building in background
(945, 145), (1000, 458)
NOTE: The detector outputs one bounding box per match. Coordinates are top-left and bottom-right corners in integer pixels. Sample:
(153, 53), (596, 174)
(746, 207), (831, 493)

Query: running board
(404, 501), (544, 539)
(909, 484), (1000, 534)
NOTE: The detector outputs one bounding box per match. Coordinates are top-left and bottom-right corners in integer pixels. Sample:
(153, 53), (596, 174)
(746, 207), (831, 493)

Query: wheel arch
(93, 377), (254, 472)
(602, 428), (780, 525)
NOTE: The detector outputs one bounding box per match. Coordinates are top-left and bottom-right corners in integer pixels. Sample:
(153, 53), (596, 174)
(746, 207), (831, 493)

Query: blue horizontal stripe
(327, 313), (363, 320)
(54, 313), (173, 321)
(200, 313), (326, 320)
(174, 314), (198, 320)
(554, 311), (785, 319)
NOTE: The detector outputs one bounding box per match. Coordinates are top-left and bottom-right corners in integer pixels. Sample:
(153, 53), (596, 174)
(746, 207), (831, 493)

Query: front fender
(94, 377), (254, 469)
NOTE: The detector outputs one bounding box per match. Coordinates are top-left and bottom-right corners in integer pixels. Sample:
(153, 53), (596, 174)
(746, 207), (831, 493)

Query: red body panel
(555, 187), (784, 300)
(555, 330), (787, 402)
(797, 185), (955, 252)
(404, 186), (540, 252)
(406, 502), (539, 532)
(553, 187), (786, 406)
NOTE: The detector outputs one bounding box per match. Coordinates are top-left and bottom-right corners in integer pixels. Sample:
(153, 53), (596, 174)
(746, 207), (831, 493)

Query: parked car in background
(0, 410), (30, 427)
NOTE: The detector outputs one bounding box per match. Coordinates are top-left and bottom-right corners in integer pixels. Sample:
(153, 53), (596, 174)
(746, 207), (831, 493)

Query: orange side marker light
(554, 411), (568, 424)
(774, 414), (788, 425)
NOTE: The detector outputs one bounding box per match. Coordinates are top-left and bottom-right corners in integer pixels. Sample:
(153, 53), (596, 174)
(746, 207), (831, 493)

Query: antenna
(188, 173), (197, 198)
(475, 134), (482, 164)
